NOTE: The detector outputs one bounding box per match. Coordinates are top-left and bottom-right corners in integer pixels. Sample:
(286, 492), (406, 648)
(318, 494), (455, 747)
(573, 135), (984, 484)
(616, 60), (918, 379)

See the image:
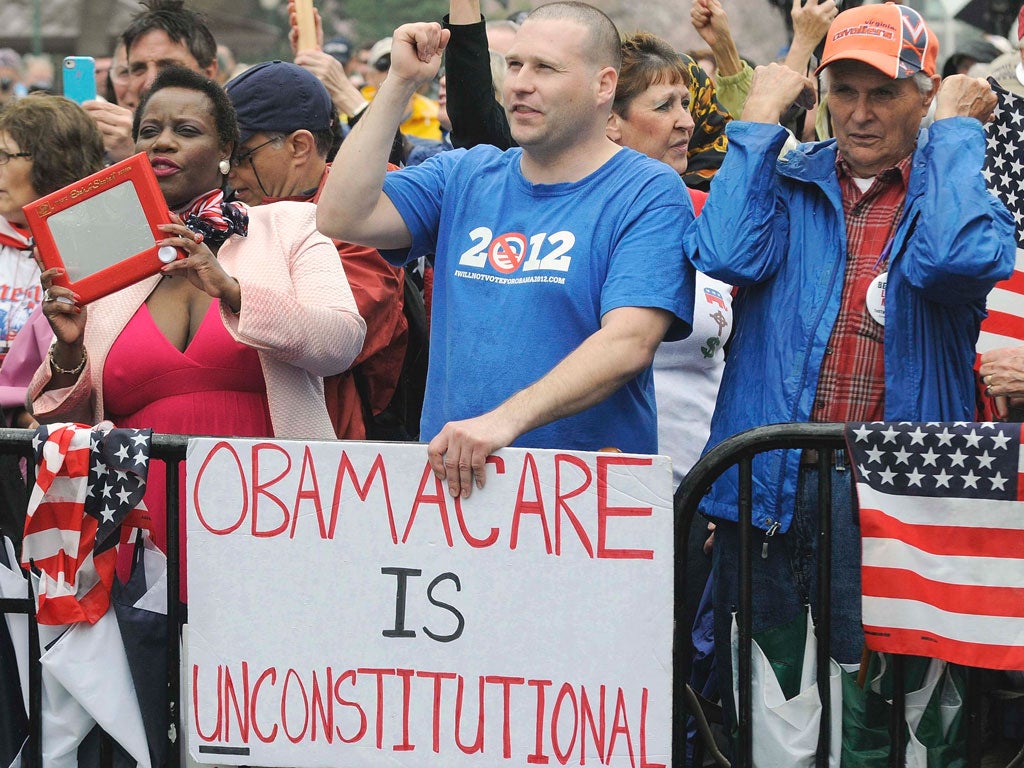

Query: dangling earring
(219, 159), (230, 175)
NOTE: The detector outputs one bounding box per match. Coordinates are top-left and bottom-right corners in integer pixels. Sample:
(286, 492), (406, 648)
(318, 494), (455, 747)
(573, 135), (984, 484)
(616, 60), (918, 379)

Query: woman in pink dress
(29, 67), (366, 591)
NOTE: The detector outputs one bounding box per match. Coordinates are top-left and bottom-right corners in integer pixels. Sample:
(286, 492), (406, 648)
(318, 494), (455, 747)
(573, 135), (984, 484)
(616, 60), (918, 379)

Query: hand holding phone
(63, 56), (97, 104)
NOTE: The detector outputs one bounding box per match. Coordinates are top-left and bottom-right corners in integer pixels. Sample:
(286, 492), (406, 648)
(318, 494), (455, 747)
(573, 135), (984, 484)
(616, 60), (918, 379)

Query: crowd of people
(1, 0), (1024, 762)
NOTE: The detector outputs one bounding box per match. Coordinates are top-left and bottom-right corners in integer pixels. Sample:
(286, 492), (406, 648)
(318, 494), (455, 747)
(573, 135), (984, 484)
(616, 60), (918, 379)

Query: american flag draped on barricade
(980, 81), (1024, 374)
(845, 421), (1024, 671)
(7, 422), (159, 768)
(20, 422), (152, 624)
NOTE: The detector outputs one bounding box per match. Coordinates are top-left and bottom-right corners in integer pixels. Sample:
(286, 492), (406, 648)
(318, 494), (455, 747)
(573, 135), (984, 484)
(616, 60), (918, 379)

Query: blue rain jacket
(685, 117), (1015, 532)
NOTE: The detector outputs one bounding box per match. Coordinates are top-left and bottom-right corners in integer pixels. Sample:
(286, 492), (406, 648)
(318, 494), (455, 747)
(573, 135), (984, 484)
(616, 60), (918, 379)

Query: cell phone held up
(62, 56), (97, 104)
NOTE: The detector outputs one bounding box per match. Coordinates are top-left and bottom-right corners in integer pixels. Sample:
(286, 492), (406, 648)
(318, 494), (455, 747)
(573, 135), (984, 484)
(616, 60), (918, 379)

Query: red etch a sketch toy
(22, 152), (183, 305)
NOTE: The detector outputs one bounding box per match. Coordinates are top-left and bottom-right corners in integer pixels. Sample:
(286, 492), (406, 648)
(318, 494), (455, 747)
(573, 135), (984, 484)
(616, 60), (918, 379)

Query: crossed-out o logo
(458, 226), (575, 273)
(488, 233), (527, 274)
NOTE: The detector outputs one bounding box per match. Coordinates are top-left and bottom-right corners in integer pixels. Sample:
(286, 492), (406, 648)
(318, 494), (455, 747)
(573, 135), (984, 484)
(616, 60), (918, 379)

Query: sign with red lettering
(185, 440), (674, 767)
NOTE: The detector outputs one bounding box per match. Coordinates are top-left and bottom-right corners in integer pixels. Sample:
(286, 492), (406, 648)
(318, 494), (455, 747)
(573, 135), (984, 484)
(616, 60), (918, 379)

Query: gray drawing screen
(46, 182), (156, 282)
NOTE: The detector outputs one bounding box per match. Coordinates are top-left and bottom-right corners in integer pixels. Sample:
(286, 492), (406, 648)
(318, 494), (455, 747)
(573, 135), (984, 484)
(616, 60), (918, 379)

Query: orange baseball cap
(815, 2), (938, 79)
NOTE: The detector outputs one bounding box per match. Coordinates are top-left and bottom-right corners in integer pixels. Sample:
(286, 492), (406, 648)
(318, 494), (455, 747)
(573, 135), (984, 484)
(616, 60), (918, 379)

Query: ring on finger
(43, 289), (75, 307)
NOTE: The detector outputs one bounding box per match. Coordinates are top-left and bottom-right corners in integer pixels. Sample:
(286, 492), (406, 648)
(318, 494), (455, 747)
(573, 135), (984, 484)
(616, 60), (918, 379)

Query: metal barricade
(673, 422), (988, 768)
(3, 423), (1006, 767)
(0, 427), (188, 768)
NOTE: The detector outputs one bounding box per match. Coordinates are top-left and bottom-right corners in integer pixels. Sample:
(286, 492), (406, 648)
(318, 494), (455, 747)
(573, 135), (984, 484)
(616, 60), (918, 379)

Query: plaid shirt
(812, 154), (912, 424)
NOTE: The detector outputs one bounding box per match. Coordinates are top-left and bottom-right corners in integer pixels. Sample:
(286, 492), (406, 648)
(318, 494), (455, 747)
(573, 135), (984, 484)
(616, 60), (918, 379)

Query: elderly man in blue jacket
(685, 1), (1015, 731)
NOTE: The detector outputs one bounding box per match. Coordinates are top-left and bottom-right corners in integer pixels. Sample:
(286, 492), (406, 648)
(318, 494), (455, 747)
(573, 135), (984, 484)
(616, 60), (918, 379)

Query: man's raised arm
(317, 22), (450, 248)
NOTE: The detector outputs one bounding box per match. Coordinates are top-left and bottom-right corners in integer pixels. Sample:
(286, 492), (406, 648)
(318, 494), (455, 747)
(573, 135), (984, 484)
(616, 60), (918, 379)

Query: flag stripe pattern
(862, 628), (1023, 665)
(862, 507), (1024, 559)
(846, 421), (1024, 670)
(20, 423), (151, 625)
(862, 600), (1024, 647)
(862, 567), (1024, 618)
(981, 82), (1024, 361)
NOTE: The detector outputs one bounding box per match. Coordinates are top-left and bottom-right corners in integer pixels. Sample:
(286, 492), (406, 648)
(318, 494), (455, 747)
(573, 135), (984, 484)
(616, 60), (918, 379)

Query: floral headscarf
(681, 54), (731, 192)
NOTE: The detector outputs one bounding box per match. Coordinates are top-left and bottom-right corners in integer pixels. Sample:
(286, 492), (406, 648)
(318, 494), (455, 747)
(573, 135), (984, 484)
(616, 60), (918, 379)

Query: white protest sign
(185, 439), (674, 767)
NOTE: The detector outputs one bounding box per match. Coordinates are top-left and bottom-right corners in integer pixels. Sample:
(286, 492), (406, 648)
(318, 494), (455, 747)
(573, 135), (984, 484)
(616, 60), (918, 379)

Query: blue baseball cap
(323, 37), (352, 65)
(225, 60), (334, 144)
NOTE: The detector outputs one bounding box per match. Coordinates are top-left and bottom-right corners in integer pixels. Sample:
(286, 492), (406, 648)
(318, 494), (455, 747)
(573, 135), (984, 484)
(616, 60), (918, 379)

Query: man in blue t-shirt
(318, 1), (694, 498)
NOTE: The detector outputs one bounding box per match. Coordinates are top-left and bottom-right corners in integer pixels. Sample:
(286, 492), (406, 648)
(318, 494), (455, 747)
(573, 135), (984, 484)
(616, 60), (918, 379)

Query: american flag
(845, 421), (1024, 670)
(980, 81), (1024, 375)
(20, 423), (151, 626)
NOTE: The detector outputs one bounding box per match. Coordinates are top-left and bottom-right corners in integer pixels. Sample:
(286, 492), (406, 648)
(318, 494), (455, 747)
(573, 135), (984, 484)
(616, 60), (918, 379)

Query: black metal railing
(673, 422), (988, 768)
(0, 428), (188, 768)
(3, 424), (1006, 767)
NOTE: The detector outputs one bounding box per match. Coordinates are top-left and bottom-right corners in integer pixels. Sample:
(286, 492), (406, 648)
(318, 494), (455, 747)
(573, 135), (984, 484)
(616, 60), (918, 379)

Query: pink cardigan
(29, 201), (366, 439)
(0, 308), (50, 416)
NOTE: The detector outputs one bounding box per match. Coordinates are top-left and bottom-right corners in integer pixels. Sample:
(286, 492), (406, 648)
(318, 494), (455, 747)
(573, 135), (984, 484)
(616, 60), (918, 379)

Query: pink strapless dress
(104, 300), (272, 597)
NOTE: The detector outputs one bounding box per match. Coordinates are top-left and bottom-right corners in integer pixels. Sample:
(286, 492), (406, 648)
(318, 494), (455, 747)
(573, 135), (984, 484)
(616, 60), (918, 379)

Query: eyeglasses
(0, 150), (31, 166)
(230, 137), (278, 168)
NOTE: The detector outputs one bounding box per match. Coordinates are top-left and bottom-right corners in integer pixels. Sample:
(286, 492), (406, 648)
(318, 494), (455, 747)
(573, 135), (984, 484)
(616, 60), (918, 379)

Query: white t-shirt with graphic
(654, 271), (732, 486)
(0, 218), (42, 360)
